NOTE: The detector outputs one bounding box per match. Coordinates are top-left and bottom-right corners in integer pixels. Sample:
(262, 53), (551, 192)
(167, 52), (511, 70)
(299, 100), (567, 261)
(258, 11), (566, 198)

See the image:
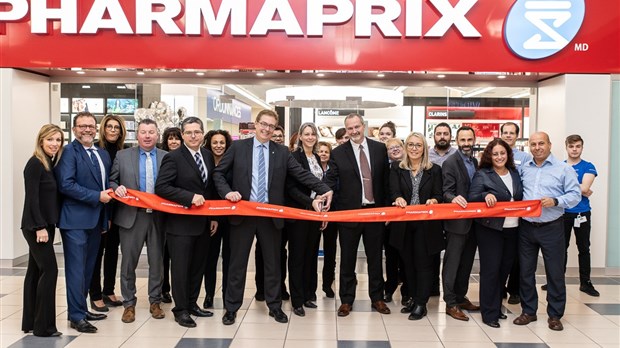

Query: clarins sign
(0, 0), (618, 72)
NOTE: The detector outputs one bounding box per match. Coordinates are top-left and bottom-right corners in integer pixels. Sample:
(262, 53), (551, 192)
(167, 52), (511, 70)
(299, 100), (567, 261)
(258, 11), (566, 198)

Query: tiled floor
(1, 253), (618, 348)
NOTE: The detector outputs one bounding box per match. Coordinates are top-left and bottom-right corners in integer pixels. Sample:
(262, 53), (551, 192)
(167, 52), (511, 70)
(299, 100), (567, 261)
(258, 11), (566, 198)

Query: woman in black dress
(21, 124), (64, 337)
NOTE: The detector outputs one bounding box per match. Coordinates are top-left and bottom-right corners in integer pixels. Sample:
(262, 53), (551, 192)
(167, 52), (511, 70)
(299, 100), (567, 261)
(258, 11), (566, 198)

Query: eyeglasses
(406, 143), (424, 149)
(183, 130), (204, 137)
(75, 124), (96, 130)
(257, 121), (277, 131)
(387, 146), (402, 152)
(271, 134), (284, 138)
(105, 124), (121, 131)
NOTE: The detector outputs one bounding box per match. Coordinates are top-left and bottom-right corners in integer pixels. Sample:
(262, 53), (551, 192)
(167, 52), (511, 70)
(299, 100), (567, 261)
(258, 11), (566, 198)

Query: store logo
(504, 0), (585, 59)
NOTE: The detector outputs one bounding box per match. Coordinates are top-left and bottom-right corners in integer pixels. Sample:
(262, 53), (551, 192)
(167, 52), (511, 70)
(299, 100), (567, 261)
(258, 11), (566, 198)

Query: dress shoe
(458, 299), (480, 311)
(86, 311), (107, 321)
(189, 305), (214, 317)
(446, 305), (469, 321)
(323, 285), (335, 298)
(507, 294), (521, 304)
(150, 303), (165, 319)
(203, 295), (214, 308)
(102, 294), (123, 307)
(580, 280), (600, 297)
(499, 313), (507, 320)
(303, 300), (317, 309)
(371, 300), (391, 315)
(384, 293), (393, 303)
(121, 306), (135, 323)
(162, 292), (172, 303)
(400, 302), (414, 314)
(484, 321), (500, 328)
(408, 304), (427, 320)
(255, 292), (265, 301)
(174, 313), (196, 328)
(293, 307), (306, 317)
(90, 300), (108, 312)
(269, 308), (289, 323)
(70, 319), (97, 333)
(541, 284), (548, 291)
(338, 303), (352, 317)
(281, 290), (290, 301)
(548, 317), (564, 331)
(513, 313), (537, 325)
(401, 296), (413, 307)
(222, 311), (236, 325)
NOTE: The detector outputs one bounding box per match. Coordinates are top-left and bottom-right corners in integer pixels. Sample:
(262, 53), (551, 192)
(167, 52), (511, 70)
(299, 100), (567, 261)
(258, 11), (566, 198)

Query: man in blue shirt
(513, 132), (580, 332)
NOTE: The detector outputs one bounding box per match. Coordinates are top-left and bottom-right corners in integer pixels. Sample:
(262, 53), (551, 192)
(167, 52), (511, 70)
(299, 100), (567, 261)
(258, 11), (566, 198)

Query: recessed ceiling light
(136, 71), (145, 75)
(317, 73), (325, 77)
(377, 73), (385, 78)
(70, 67), (82, 71)
(116, 85), (126, 89)
(105, 68), (117, 72)
(497, 75), (507, 79)
(76, 71), (85, 74)
(437, 74), (446, 78)
(256, 72), (265, 77)
(196, 72), (205, 76)
(81, 85), (90, 89)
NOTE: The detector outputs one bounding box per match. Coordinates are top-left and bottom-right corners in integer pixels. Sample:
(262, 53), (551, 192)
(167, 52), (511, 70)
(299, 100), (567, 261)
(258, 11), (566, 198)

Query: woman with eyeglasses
(389, 132), (444, 320)
(468, 138), (522, 328)
(21, 124), (64, 337)
(89, 114), (127, 312)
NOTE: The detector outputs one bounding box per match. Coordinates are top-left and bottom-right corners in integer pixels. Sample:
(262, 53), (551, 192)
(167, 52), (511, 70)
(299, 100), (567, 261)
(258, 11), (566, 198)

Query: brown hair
(34, 124), (64, 171)
(565, 134), (583, 146)
(479, 138), (515, 170)
(98, 114), (127, 150)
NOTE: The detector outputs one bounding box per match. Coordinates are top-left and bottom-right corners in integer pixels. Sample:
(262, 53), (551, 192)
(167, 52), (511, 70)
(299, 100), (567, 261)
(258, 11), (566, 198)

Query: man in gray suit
(441, 126), (480, 321)
(110, 119), (167, 323)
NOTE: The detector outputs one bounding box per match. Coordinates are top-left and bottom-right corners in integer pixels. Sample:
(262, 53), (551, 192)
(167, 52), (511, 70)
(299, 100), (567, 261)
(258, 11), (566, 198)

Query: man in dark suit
(155, 117), (218, 328)
(56, 112), (111, 333)
(441, 126), (480, 321)
(325, 113), (391, 317)
(213, 109), (332, 325)
(110, 119), (167, 324)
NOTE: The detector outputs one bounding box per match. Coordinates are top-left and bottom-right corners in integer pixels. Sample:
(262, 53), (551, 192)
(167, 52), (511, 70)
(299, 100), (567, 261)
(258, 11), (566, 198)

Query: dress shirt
(250, 137), (270, 203)
(428, 146), (456, 167)
(350, 138), (374, 204)
(84, 145), (106, 190)
(138, 147), (158, 192)
(512, 148), (533, 168)
(457, 150), (476, 181)
(520, 154), (581, 223)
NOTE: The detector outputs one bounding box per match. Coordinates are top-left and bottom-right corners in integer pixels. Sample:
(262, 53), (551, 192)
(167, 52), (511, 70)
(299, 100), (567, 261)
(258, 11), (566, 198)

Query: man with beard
(428, 122), (456, 167)
(441, 126), (480, 321)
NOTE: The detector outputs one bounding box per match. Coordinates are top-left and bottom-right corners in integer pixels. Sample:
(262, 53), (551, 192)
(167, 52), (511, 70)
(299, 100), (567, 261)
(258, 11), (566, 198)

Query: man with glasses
(214, 109), (333, 325)
(56, 112), (112, 333)
(155, 117), (218, 328)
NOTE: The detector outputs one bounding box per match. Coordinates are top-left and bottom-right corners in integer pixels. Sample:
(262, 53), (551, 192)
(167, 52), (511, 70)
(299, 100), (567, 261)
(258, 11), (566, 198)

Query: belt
(361, 203), (376, 208)
(523, 216), (562, 228)
(137, 208), (153, 214)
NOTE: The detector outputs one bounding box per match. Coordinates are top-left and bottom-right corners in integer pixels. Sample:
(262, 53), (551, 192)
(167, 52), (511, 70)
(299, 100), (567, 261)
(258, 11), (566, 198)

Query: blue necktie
(87, 148), (103, 189)
(194, 152), (207, 185)
(256, 144), (267, 203)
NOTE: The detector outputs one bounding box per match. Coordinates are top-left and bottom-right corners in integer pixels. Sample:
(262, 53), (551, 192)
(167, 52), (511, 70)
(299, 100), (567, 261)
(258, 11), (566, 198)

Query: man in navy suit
(56, 112), (112, 333)
(213, 109), (332, 325)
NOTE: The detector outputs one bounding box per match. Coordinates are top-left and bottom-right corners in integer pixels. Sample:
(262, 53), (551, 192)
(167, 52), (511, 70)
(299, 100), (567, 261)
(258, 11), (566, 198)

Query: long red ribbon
(110, 189), (541, 222)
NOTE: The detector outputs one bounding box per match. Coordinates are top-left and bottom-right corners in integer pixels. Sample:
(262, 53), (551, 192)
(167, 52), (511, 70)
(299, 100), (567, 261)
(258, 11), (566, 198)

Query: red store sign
(0, 0), (618, 72)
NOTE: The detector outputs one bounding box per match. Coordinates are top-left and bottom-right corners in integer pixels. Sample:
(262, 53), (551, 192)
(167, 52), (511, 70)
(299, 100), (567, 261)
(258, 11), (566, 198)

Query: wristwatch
(552, 198), (559, 206)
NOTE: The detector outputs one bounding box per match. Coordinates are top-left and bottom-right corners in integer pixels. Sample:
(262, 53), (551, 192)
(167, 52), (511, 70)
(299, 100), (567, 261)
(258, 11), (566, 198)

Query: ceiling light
(316, 73), (325, 77)
(116, 85), (126, 89)
(497, 75), (507, 79)
(81, 85), (90, 89)
(377, 73), (385, 77)
(105, 68), (117, 72)
(256, 72), (265, 77)
(462, 87), (495, 98)
(437, 74), (446, 78)
(225, 84), (272, 109)
(70, 67), (82, 71)
(266, 86), (403, 108)
(136, 71), (145, 75)
(76, 71), (85, 74)
(196, 72), (205, 76)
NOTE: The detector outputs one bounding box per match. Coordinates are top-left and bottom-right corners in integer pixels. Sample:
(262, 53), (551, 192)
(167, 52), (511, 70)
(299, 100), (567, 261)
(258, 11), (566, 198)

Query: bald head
(529, 132), (552, 165)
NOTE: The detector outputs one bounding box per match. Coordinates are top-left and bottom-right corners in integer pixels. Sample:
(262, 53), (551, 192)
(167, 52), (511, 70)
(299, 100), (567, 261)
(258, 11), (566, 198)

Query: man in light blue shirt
(513, 132), (580, 332)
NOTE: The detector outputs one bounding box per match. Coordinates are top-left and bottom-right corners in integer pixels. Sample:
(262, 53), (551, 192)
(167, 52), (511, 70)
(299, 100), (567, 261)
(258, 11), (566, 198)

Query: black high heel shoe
(90, 300), (109, 312)
(102, 294), (122, 307)
(408, 304), (427, 320)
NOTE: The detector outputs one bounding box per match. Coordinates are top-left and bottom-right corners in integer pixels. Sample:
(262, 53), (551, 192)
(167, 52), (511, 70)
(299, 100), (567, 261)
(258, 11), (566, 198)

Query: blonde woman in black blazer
(21, 124), (64, 337)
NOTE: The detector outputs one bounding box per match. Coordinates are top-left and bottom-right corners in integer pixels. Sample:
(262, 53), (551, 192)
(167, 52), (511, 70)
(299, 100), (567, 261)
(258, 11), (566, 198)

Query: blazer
(285, 149), (323, 210)
(389, 162), (445, 255)
(468, 167), (523, 231)
(21, 156), (59, 231)
(154, 145), (215, 236)
(326, 137), (389, 213)
(442, 151), (478, 235)
(109, 146), (167, 229)
(213, 137), (330, 229)
(55, 139), (111, 231)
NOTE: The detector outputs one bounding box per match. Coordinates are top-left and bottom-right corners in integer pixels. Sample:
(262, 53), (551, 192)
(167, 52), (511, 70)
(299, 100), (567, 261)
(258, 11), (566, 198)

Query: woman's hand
(35, 229), (49, 243)
(393, 197), (407, 208)
(484, 193), (497, 207)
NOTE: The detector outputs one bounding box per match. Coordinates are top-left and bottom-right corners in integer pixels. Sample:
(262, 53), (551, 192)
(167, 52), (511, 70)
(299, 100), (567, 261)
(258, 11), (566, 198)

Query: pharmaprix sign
(0, 0), (618, 72)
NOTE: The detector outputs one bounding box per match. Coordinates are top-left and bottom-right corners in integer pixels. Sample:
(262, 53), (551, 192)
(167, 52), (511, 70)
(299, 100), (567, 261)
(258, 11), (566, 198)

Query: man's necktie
(87, 148), (103, 189)
(145, 151), (154, 193)
(194, 152), (207, 185)
(359, 145), (374, 202)
(256, 144), (267, 203)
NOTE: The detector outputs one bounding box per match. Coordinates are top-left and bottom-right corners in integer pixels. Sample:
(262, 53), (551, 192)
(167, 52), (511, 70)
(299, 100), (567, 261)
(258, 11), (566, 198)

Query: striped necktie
(256, 144), (267, 203)
(194, 152), (207, 185)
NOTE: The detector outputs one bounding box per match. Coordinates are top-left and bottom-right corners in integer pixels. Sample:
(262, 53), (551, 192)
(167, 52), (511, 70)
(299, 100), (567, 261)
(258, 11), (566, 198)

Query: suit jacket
(326, 138), (389, 226)
(109, 146), (167, 229)
(154, 145), (215, 236)
(389, 162), (445, 255)
(55, 139), (111, 231)
(213, 137), (330, 229)
(285, 149), (323, 210)
(442, 151), (478, 235)
(468, 167), (523, 231)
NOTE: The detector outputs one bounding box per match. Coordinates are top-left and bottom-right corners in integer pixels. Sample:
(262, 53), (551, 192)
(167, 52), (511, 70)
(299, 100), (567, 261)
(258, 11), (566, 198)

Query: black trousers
(321, 222), (338, 290)
(401, 223), (434, 306)
(287, 219), (321, 308)
(384, 223), (407, 297)
(162, 241), (171, 293)
(442, 229), (477, 307)
(255, 227), (287, 296)
(519, 218), (566, 318)
(226, 217), (282, 312)
(167, 231), (210, 315)
(204, 219), (231, 300)
(476, 223), (518, 322)
(21, 226), (58, 336)
(338, 221), (385, 304)
(506, 256), (521, 297)
(563, 211), (592, 282)
(89, 223), (120, 300)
